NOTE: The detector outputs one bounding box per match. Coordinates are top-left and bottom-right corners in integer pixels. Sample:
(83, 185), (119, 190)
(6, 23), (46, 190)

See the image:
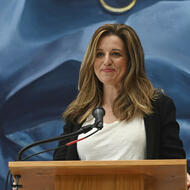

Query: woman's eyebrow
(112, 48), (122, 52)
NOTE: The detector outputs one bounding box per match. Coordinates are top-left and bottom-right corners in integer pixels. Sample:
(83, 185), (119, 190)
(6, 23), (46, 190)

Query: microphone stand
(7, 107), (105, 190)
(17, 124), (95, 161)
(17, 107), (105, 160)
(6, 124), (97, 190)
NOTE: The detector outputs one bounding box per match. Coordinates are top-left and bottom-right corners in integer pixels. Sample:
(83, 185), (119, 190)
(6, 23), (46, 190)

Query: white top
(77, 115), (146, 160)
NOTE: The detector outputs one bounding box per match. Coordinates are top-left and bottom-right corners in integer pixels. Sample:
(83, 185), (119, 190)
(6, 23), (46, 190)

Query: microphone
(92, 107), (105, 129)
(17, 107), (105, 161)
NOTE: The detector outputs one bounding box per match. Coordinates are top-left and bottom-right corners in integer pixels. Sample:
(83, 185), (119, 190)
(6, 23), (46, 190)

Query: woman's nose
(103, 54), (112, 65)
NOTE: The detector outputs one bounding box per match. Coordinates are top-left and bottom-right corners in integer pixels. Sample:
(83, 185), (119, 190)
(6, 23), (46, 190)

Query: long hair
(63, 24), (158, 124)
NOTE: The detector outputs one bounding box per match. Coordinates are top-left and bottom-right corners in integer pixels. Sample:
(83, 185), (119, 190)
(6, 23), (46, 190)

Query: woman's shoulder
(152, 89), (176, 112)
(63, 117), (83, 132)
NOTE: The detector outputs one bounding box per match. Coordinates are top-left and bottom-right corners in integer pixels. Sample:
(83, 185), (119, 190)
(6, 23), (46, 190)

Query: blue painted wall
(0, 0), (190, 188)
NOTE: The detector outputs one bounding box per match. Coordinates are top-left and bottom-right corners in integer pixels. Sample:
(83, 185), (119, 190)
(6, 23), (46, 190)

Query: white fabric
(77, 115), (146, 160)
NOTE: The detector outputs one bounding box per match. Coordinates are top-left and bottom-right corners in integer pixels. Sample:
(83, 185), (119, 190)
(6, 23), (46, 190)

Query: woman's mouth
(101, 68), (115, 72)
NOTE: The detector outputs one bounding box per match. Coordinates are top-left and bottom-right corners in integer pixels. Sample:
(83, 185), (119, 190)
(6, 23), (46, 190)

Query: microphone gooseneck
(17, 107), (105, 161)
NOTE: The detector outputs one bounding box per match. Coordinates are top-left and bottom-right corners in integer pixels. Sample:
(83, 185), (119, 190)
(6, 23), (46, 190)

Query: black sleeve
(158, 95), (186, 159)
(53, 120), (74, 160)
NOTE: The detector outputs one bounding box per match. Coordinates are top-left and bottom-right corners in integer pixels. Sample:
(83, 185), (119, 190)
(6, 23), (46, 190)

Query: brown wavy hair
(63, 24), (158, 124)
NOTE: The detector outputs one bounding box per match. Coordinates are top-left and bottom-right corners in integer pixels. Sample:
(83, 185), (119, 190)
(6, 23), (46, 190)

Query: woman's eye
(96, 52), (104, 57)
(112, 52), (121, 56)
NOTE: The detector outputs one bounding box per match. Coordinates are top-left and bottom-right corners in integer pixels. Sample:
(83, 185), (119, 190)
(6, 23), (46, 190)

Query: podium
(9, 159), (187, 190)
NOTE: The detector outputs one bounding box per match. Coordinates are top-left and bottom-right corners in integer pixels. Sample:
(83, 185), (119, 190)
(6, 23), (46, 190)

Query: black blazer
(53, 94), (186, 161)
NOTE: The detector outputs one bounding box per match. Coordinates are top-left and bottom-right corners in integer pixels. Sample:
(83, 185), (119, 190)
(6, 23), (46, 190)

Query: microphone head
(92, 107), (105, 129)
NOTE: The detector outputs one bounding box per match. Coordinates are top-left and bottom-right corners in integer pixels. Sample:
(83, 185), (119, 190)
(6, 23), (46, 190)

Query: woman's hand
(187, 173), (190, 190)
(12, 182), (16, 190)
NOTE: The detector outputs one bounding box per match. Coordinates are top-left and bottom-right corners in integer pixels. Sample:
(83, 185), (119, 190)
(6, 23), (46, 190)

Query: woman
(53, 24), (190, 187)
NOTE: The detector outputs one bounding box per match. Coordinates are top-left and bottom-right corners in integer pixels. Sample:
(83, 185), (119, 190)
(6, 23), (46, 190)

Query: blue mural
(0, 0), (190, 188)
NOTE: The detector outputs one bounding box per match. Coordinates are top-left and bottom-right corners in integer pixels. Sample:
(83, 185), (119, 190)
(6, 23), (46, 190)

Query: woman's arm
(158, 94), (186, 159)
(157, 94), (189, 188)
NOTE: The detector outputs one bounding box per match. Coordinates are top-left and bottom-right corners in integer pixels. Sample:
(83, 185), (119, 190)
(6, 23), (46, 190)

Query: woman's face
(94, 35), (127, 88)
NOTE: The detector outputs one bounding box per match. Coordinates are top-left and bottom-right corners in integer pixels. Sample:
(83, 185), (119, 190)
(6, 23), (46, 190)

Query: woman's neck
(102, 84), (120, 107)
(101, 84), (122, 123)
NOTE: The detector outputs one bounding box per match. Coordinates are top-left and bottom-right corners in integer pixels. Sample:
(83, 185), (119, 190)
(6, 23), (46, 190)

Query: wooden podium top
(9, 159), (187, 190)
(9, 159), (187, 175)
